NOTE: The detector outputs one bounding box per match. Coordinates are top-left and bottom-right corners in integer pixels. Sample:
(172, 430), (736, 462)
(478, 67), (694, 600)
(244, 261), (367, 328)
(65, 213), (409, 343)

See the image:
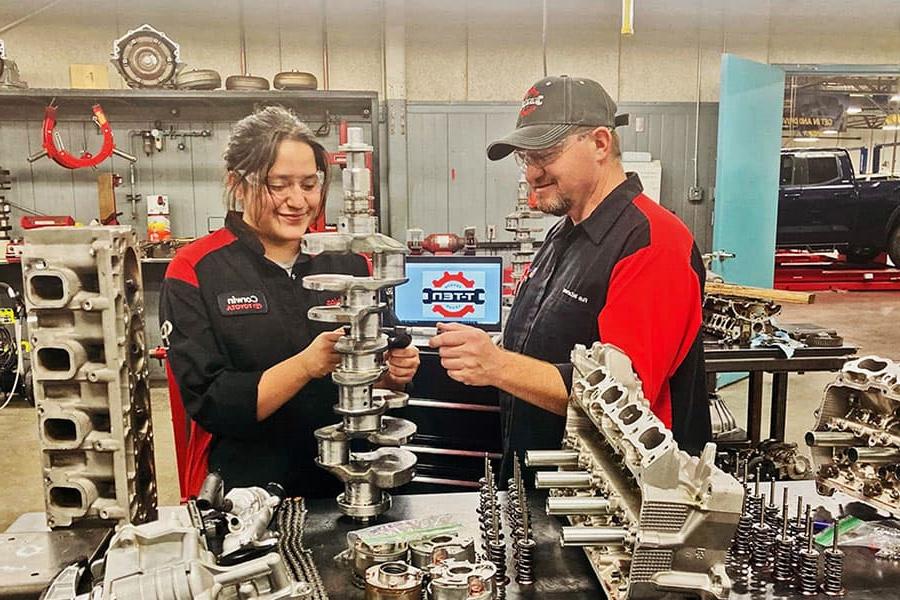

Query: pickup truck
(777, 148), (900, 265)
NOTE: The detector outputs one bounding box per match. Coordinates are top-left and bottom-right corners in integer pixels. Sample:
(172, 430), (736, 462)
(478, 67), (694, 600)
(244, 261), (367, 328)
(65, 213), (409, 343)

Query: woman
(160, 106), (419, 498)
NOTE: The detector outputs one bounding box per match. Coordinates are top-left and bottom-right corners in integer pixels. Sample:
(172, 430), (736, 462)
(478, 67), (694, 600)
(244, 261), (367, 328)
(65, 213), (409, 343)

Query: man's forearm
(493, 350), (569, 416)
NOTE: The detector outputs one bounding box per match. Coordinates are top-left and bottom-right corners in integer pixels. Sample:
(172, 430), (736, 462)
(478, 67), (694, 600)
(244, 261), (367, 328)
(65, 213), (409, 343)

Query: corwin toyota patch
(217, 290), (269, 316)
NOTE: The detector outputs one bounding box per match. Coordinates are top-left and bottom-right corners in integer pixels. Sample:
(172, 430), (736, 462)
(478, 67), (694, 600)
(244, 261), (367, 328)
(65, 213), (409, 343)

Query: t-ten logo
(422, 271), (486, 318)
(520, 86), (544, 118)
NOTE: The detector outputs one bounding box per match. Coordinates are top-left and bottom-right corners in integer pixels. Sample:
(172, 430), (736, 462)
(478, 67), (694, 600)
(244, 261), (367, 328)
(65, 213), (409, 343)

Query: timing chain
(276, 497), (329, 600)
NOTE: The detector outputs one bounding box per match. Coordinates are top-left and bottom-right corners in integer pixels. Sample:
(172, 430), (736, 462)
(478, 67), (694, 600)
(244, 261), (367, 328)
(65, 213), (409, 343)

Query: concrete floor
(0, 291), (897, 531)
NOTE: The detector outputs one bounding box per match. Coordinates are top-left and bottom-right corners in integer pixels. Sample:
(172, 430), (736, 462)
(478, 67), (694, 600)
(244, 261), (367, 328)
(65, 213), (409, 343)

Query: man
(429, 75), (711, 477)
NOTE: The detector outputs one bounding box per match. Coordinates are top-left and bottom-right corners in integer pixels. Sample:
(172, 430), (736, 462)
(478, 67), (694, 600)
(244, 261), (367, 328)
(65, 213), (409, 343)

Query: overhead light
(822, 129), (839, 135)
(793, 136), (819, 142)
(846, 106), (863, 114)
(891, 94), (900, 103)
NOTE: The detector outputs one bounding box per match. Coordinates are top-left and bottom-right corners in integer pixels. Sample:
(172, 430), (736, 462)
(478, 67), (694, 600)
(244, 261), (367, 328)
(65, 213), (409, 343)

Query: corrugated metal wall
(399, 102), (719, 251)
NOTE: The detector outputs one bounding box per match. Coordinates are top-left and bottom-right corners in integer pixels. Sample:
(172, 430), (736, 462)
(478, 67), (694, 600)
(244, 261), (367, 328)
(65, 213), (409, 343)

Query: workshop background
(1, 3), (900, 596)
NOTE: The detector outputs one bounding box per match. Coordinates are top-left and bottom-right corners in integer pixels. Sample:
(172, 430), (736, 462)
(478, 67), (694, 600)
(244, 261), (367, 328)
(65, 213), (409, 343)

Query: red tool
(27, 101), (136, 169)
(422, 233), (466, 255)
(20, 215), (76, 229)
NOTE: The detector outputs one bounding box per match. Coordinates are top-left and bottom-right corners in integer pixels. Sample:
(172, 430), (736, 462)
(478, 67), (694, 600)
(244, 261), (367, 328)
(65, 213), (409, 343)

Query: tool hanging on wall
(97, 173), (122, 225)
(0, 39), (27, 89)
(110, 24), (181, 88)
(131, 124), (211, 155)
(26, 101), (137, 169)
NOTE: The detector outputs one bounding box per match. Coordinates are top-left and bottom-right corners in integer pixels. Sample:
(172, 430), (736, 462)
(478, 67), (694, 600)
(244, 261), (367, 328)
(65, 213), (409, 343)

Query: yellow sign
(0, 308), (16, 325)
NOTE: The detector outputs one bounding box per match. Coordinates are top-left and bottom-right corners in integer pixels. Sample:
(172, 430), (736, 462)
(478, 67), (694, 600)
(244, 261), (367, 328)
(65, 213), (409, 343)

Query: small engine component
(748, 507), (775, 594)
(274, 70), (318, 90)
(807, 356), (900, 517)
(111, 24), (181, 88)
(703, 294), (781, 344)
(772, 509), (794, 586)
(428, 560), (497, 600)
(821, 520), (846, 597)
(226, 74), (271, 90)
(409, 534), (476, 568)
(528, 343), (743, 600)
(175, 68), (222, 90)
(709, 392), (743, 441)
(349, 539), (409, 588)
(365, 562), (424, 600)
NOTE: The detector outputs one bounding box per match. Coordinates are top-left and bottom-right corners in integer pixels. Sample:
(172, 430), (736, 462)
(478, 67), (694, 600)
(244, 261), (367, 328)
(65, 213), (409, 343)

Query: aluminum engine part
(111, 24), (181, 88)
(807, 355), (900, 517)
(304, 127), (416, 520)
(503, 168), (543, 305)
(23, 226), (157, 528)
(349, 538), (409, 588)
(409, 534), (476, 568)
(89, 504), (310, 599)
(428, 560), (497, 600)
(709, 392), (742, 442)
(364, 562), (424, 600)
(702, 294), (780, 345)
(530, 342), (743, 600)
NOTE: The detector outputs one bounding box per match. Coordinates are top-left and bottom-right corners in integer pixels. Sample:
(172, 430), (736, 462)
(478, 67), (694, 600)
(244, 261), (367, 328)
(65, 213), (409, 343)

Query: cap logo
(520, 86), (544, 117)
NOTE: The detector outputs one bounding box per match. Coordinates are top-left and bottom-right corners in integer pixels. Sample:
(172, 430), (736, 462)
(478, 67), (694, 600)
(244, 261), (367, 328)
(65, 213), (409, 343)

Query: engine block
(22, 226), (157, 528)
(807, 355), (900, 517)
(527, 342), (742, 600)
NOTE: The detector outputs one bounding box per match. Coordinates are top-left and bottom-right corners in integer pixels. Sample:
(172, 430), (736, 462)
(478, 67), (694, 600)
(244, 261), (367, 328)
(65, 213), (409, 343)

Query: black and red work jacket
(501, 174), (710, 475)
(159, 212), (367, 498)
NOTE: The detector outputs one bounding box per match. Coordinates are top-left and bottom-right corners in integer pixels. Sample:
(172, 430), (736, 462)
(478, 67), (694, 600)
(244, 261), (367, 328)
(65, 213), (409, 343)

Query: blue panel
(712, 54), (785, 287)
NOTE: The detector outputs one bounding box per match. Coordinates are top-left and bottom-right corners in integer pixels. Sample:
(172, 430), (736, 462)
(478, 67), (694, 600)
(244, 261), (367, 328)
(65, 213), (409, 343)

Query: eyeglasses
(513, 131), (593, 169)
(262, 171), (325, 201)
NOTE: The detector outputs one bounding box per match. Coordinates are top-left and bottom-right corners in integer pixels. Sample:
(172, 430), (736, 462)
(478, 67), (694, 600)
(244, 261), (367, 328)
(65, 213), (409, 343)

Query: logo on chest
(562, 287), (589, 304)
(217, 290), (269, 316)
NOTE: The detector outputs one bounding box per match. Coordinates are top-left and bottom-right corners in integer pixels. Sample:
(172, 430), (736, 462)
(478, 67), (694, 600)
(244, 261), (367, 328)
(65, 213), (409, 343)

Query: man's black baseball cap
(486, 74), (629, 161)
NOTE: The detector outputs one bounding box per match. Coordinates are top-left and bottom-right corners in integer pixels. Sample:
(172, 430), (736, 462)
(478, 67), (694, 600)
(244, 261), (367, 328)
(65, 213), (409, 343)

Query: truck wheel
(889, 227), (900, 267)
(845, 245), (879, 263)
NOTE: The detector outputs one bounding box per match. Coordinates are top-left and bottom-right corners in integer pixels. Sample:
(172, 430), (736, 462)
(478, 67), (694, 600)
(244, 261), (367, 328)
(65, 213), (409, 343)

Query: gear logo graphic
(422, 270), (486, 319)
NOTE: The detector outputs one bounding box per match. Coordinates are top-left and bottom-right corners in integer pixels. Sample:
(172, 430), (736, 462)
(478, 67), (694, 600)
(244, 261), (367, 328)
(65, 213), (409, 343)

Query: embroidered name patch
(217, 290), (268, 315)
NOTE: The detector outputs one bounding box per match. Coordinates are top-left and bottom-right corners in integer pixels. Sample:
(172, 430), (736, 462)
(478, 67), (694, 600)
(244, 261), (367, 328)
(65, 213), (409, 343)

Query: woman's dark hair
(224, 105), (330, 217)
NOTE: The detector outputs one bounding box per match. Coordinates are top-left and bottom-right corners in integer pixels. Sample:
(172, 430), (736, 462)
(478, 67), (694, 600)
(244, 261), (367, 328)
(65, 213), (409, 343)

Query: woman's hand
(380, 345), (420, 389)
(298, 328), (343, 379)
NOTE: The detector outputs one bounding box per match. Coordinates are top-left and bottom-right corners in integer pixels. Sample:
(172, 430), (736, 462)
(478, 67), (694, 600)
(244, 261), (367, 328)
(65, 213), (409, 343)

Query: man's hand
(381, 344), (420, 389)
(429, 322), (507, 386)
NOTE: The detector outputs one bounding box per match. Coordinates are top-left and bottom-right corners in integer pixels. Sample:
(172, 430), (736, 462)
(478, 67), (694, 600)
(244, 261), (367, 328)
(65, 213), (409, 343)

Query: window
(804, 156), (840, 185)
(780, 156), (796, 185)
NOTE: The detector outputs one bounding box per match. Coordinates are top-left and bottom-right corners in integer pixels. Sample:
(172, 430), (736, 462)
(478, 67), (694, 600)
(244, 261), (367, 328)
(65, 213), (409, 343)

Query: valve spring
(747, 494), (764, 525)
(730, 555), (750, 594)
(765, 503), (781, 531)
(733, 513), (754, 558)
(515, 538), (535, 585)
(772, 535), (794, 584)
(752, 522), (775, 572)
(488, 538), (509, 599)
(798, 549), (819, 596)
(821, 549), (845, 596)
(792, 532), (807, 576)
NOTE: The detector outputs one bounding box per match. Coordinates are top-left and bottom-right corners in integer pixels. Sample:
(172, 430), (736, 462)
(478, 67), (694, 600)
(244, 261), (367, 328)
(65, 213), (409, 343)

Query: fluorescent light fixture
(846, 106), (863, 114)
(891, 94), (900, 103)
(883, 124), (900, 131)
(822, 129), (839, 135)
(793, 136), (819, 142)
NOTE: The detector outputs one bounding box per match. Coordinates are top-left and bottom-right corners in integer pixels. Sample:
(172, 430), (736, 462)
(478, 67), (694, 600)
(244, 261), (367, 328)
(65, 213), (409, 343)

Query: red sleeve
(597, 240), (702, 428)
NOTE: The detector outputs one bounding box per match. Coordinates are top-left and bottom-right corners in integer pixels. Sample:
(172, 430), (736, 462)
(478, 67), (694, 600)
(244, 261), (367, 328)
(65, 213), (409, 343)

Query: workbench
(4, 488), (899, 599)
(704, 339), (857, 444)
